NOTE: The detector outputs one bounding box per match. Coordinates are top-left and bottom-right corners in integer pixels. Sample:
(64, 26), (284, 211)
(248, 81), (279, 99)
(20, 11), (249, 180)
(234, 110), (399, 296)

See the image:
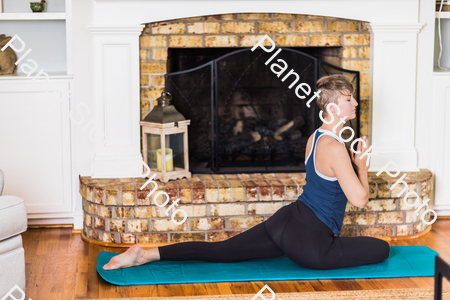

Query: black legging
(158, 200), (390, 270)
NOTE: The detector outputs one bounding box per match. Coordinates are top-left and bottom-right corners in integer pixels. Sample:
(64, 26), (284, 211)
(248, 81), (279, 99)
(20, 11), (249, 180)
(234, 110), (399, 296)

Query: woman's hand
(349, 136), (371, 172)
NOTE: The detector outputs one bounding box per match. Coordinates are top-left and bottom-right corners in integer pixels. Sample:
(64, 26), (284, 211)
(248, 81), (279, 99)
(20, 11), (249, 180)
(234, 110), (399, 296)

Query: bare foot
(102, 245), (147, 270)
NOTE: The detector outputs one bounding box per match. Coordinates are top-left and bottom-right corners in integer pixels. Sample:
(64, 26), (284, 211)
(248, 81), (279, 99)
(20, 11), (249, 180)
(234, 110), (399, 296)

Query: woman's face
(336, 89), (358, 120)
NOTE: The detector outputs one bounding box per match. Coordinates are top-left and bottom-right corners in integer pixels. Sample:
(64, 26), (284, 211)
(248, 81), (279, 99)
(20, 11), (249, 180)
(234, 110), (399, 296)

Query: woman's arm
(329, 138), (370, 209)
(350, 137), (371, 202)
(356, 168), (369, 204)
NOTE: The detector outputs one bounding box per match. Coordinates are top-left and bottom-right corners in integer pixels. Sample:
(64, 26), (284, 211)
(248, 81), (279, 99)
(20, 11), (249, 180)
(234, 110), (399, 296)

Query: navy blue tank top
(298, 128), (348, 236)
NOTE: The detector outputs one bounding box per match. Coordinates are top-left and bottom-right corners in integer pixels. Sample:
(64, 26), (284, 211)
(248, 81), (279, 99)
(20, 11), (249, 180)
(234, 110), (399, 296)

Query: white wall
(0, 21), (67, 74)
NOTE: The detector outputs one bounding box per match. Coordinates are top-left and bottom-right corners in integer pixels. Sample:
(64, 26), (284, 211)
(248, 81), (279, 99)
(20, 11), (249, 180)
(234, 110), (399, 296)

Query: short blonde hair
(316, 74), (354, 118)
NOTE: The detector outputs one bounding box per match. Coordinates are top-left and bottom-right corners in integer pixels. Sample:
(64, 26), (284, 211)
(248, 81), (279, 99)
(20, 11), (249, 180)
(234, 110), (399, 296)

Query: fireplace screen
(165, 48), (360, 173)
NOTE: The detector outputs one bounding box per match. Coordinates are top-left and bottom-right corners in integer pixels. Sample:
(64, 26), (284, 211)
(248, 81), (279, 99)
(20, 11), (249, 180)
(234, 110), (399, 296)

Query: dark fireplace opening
(165, 47), (360, 174)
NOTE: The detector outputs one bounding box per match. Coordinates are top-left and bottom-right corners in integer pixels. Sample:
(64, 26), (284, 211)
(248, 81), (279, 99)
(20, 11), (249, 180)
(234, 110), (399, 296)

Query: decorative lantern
(140, 91), (191, 182)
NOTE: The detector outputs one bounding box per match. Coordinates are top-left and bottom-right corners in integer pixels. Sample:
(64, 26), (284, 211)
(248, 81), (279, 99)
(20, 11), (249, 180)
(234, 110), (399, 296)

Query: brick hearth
(80, 170), (434, 245)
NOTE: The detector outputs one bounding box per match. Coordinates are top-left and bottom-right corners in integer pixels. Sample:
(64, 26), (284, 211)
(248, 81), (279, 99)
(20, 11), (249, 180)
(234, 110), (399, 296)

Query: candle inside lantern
(157, 148), (173, 172)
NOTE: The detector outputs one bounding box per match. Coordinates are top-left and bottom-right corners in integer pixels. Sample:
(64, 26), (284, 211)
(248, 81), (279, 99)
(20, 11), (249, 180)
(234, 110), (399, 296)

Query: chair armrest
(0, 196), (27, 242)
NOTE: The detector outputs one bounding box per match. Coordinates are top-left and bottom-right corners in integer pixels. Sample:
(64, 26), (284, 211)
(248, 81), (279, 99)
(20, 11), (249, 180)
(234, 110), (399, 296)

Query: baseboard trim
(27, 218), (74, 225)
(28, 224), (73, 229)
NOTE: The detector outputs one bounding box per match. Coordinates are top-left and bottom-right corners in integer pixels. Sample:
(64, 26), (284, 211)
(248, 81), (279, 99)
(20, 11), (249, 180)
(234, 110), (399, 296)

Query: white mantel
(85, 0), (426, 179)
(92, 0), (420, 25)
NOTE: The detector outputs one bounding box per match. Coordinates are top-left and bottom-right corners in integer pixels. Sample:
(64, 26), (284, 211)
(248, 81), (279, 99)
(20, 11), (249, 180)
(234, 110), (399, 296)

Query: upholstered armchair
(0, 170), (28, 297)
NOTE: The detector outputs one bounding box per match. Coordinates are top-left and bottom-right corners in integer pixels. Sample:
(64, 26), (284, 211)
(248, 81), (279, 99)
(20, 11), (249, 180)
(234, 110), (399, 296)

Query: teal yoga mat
(97, 246), (438, 286)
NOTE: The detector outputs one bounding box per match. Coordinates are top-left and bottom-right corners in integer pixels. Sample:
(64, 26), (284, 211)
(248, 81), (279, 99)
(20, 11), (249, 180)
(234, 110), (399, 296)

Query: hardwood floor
(23, 220), (450, 299)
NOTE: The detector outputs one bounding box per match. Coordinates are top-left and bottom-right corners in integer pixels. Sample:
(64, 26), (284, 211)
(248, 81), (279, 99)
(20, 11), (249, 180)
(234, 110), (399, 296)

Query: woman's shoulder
(305, 129), (338, 153)
(305, 129), (345, 161)
(317, 135), (346, 156)
(315, 131), (347, 157)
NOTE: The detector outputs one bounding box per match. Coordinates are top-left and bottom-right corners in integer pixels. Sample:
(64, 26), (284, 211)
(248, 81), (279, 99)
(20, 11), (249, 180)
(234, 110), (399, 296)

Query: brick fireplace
(139, 13), (370, 140)
(80, 12), (433, 245)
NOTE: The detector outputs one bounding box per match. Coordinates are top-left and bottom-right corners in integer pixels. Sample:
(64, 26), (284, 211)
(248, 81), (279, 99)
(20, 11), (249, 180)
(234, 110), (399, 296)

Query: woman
(103, 74), (390, 271)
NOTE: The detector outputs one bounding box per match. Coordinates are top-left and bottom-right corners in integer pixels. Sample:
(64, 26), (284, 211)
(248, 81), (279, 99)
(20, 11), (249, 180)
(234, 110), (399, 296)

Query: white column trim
(89, 24), (145, 178)
(88, 25), (145, 34)
(367, 23), (425, 33)
(367, 22), (424, 172)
